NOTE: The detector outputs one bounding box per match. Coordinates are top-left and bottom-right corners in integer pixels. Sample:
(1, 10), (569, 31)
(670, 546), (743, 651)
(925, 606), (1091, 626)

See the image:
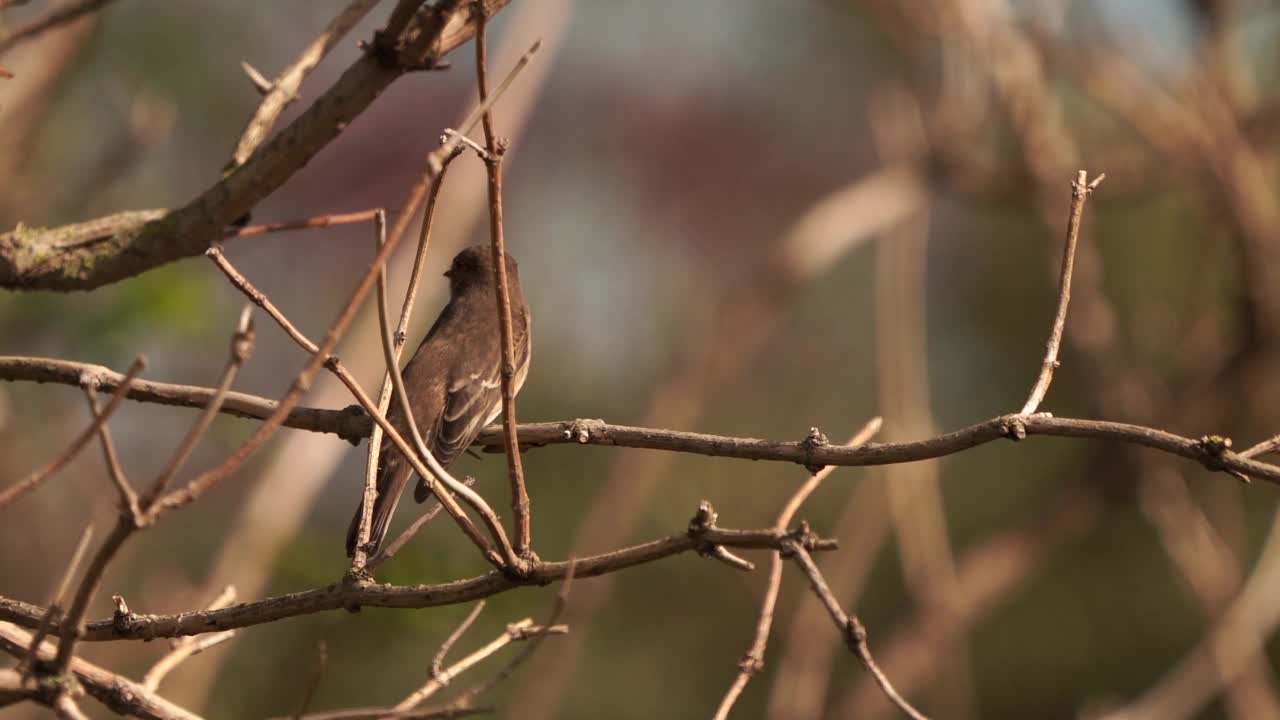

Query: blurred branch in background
(5, 0), (1280, 717)
(868, 87), (973, 719)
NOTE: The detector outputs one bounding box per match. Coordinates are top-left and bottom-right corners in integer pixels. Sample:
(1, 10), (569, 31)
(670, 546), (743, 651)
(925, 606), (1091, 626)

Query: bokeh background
(4, 1), (1280, 718)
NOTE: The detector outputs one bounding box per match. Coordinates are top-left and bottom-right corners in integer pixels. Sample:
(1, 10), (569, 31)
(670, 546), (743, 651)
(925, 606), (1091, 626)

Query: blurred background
(3, 1), (1280, 718)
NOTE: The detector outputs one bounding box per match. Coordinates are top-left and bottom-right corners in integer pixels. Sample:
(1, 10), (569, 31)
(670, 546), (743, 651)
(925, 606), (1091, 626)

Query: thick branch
(0, 1), (510, 291)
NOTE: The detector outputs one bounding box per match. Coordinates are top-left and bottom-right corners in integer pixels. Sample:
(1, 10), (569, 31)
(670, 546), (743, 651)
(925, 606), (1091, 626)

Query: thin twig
(1243, 433), (1280, 459)
(361, 149), (460, 573)
(19, 525), (94, 680)
(227, 209), (383, 238)
(1019, 169), (1104, 414)
(0, 0), (117, 56)
(230, 0), (383, 167)
(293, 641), (328, 720)
(52, 693), (91, 720)
(53, 312), (254, 676)
(142, 586), (238, 693)
(448, 560), (576, 707)
(372, 209), (519, 569)
(433, 602), (487, 683)
(0, 357), (145, 511)
(141, 632), (235, 694)
(474, 4), (533, 560)
(785, 540), (929, 720)
(368, 477), (476, 572)
(82, 385), (141, 523)
(714, 418), (883, 720)
(207, 247), (322, 354)
(207, 229), (501, 568)
(141, 305), (255, 508)
(391, 618), (568, 714)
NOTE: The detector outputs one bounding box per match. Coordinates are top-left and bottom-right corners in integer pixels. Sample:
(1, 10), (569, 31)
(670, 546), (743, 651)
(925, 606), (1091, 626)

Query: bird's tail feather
(345, 453), (411, 558)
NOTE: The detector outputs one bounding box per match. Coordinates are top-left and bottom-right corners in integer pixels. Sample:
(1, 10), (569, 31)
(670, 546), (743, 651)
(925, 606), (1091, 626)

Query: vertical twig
(474, 4), (533, 560)
(372, 209), (520, 568)
(1019, 170), (1104, 415)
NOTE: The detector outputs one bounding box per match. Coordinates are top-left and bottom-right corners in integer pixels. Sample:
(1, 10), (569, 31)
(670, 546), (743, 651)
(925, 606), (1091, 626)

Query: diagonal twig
(785, 540), (928, 720)
(713, 418), (883, 720)
(82, 385), (141, 524)
(0, 0), (117, 56)
(141, 586), (238, 693)
(18, 524), (94, 682)
(229, 0), (382, 167)
(370, 210), (518, 569)
(0, 357), (145, 511)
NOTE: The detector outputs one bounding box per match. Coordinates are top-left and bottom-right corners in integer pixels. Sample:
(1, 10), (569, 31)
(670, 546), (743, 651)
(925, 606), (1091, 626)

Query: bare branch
(369, 209), (518, 570)
(141, 305), (255, 508)
(785, 540), (928, 720)
(0, 520), (835, 642)
(82, 385), (141, 523)
(227, 209), (383, 238)
(448, 560), (576, 708)
(141, 586), (238, 693)
(0, 1), (512, 291)
(432, 602), (487, 684)
(1019, 170), (1104, 415)
(714, 418), (883, 720)
(230, 0), (383, 167)
(474, 1), (534, 560)
(0, 356), (145, 511)
(3, 356), (1279, 486)
(0, 0), (118, 56)
(0, 622), (204, 720)
(18, 525), (94, 681)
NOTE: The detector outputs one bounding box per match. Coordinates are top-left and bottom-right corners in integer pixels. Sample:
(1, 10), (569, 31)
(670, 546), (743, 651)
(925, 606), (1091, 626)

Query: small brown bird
(346, 245), (531, 557)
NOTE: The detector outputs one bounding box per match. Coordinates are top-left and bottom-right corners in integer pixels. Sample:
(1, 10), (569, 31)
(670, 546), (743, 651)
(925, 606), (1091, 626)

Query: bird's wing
(438, 359), (504, 461)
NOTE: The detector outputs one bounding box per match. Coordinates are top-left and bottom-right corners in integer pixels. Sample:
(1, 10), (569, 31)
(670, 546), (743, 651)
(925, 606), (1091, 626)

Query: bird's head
(444, 245), (518, 296)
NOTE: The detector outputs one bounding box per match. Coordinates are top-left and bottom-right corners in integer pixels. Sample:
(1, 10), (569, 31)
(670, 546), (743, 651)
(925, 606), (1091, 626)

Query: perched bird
(346, 245), (531, 557)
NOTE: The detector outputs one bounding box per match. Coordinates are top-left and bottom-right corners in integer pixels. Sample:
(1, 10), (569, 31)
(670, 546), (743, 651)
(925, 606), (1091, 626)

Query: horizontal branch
(0, 1), (510, 291)
(3, 356), (1278, 485)
(0, 356), (369, 443)
(0, 525), (834, 642)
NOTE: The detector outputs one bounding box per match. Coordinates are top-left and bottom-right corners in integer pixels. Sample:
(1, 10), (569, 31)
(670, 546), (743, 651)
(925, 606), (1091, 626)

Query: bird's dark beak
(443, 269), (453, 278)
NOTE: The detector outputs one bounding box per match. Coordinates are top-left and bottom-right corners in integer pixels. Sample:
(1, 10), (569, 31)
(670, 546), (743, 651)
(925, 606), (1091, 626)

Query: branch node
(801, 426), (829, 473)
(1003, 416), (1028, 441)
(563, 419), (598, 444)
(239, 61), (274, 95)
(689, 500), (718, 535)
(1195, 434), (1250, 482)
(110, 595), (137, 634)
(737, 652), (764, 676)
